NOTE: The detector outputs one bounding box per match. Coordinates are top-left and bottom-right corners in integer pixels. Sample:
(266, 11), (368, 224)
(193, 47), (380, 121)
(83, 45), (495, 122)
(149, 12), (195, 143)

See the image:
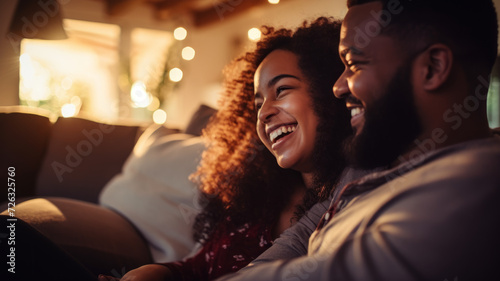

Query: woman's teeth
(270, 125), (296, 143)
(351, 107), (364, 117)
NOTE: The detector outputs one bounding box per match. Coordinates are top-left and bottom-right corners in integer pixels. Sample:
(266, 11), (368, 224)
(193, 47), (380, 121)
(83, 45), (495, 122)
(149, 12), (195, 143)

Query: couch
(0, 104), (217, 277)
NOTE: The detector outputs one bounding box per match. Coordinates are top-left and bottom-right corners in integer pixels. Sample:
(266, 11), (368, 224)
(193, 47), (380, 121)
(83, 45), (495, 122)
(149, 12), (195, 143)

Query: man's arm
(217, 167), (500, 281)
(249, 168), (371, 266)
(248, 198), (329, 266)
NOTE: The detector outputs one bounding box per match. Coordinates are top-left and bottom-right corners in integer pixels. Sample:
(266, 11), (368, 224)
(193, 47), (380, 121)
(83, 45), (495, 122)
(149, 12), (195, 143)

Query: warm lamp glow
(248, 28), (262, 42)
(131, 81), (152, 108)
(71, 96), (82, 107)
(61, 77), (73, 90)
(153, 109), (167, 124)
(19, 54), (35, 88)
(268, 0), (280, 4)
(147, 96), (160, 111)
(169, 68), (183, 82)
(61, 103), (76, 117)
(182, 46), (195, 61)
(61, 96), (82, 117)
(19, 53), (51, 101)
(173, 27), (187, 40)
(19, 53), (30, 64)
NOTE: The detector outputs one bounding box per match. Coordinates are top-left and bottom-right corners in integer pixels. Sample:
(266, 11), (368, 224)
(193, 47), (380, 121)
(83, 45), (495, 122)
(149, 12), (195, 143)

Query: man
(217, 0), (500, 280)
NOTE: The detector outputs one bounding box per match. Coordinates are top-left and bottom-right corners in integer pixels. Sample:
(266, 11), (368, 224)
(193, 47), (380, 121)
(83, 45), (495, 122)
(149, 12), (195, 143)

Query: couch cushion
(35, 117), (145, 203)
(1, 197), (152, 276)
(0, 108), (53, 202)
(99, 125), (205, 262)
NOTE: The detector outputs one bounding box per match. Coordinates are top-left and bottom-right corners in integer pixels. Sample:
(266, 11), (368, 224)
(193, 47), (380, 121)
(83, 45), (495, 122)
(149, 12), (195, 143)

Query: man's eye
(347, 61), (364, 70)
(254, 102), (262, 110)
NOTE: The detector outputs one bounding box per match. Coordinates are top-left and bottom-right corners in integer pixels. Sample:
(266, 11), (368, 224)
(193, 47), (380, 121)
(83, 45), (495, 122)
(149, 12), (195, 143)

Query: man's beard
(344, 64), (422, 169)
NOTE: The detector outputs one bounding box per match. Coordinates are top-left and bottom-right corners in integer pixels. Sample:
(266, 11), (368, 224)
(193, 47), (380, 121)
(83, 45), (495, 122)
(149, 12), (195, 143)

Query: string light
(174, 27), (187, 40)
(182, 46), (195, 61)
(131, 81), (152, 108)
(153, 109), (167, 124)
(169, 68), (183, 82)
(248, 28), (261, 41)
(61, 103), (76, 117)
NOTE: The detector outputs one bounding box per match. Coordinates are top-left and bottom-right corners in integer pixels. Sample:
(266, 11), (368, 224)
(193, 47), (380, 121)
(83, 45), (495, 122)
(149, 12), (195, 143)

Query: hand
(98, 264), (173, 281)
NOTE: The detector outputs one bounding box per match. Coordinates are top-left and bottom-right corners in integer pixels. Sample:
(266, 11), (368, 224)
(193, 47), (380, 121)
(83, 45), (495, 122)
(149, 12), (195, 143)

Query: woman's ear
(414, 44), (453, 92)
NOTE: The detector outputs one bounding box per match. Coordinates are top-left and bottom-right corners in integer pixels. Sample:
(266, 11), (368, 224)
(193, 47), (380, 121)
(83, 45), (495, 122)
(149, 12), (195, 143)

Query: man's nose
(333, 71), (349, 99)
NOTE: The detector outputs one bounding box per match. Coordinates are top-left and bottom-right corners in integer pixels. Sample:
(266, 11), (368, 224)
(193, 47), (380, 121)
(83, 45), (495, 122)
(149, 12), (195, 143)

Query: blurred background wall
(1, 0), (499, 129)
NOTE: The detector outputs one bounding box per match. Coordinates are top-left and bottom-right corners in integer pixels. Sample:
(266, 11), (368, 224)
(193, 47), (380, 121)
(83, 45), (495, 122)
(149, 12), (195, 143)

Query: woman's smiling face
(254, 49), (319, 173)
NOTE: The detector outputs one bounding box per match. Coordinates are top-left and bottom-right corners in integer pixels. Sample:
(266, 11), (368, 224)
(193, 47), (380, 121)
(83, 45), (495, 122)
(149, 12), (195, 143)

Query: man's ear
(414, 44), (453, 91)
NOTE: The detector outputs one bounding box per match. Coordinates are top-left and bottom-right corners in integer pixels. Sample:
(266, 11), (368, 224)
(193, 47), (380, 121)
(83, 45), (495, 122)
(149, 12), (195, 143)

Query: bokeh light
(153, 109), (167, 124)
(173, 27), (187, 40)
(248, 28), (262, 41)
(61, 103), (76, 117)
(147, 96), (160, 111)
(169, 68), (183, 82)
(131, 81), (152, 108)
(182, 46), (195, 61)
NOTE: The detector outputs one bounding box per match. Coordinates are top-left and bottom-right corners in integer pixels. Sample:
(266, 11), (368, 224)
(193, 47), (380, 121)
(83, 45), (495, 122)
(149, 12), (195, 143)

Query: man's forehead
(340, 1), (385, 50)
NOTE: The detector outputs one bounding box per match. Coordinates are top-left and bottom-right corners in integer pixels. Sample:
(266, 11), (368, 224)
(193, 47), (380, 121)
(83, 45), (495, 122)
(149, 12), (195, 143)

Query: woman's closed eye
(276, 85), (293, 97)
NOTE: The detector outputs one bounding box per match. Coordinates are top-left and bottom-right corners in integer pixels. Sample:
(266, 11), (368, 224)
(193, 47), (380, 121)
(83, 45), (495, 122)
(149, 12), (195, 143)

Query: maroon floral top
(160, 216), (273, 281)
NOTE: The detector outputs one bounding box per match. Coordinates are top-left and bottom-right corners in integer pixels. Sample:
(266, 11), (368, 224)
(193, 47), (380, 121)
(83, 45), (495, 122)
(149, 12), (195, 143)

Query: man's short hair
(347, 0), (498, 80)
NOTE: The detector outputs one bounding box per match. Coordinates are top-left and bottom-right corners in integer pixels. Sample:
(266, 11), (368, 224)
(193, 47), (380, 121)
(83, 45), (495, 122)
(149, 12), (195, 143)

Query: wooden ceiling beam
(104, 0), (271, 26)
(105, 0), (143, 16)
(148, 0), (196, 21)
(193, 0), (269, 27)
(148, 0), (187, 10)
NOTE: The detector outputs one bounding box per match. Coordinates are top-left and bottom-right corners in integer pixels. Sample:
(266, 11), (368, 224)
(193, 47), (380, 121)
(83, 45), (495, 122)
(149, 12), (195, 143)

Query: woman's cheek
(256, 126), (268, 145)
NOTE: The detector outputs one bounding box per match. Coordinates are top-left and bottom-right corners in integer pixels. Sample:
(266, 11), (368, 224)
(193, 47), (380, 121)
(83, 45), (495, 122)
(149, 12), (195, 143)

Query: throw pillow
(99, 124), (205, 262)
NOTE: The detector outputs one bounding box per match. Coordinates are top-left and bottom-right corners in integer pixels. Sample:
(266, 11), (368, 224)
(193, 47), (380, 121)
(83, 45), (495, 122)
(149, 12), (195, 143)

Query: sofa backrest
(0, 108), (53, 201)
(0, 104), (216, 205)
(35, 117), (146, 203)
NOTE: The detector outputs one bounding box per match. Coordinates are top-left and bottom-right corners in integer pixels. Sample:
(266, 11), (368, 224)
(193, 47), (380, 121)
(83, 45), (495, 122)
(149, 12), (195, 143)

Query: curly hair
(191, 17), (352, 243)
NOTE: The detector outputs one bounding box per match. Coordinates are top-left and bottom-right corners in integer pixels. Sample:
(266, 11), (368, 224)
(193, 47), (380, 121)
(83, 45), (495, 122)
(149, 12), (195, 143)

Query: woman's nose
(258, 100), (279, 123)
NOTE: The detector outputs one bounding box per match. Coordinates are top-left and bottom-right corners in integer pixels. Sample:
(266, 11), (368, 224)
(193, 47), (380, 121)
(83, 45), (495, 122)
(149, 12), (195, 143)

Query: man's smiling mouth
(350, 107), (365, 117)
(345, 95), (364, 118)
(345, 95), (365, 133)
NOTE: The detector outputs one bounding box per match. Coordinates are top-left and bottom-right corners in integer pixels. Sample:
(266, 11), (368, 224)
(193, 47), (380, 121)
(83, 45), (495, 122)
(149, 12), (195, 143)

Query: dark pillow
(0, 110), (53, 202)
(184, 104), (217, 136)
(35, 117), (141, 203)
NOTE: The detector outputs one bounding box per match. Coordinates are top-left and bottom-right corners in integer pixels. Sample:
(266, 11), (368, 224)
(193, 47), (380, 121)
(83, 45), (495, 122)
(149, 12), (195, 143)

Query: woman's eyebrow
(267, 74), (301, 88)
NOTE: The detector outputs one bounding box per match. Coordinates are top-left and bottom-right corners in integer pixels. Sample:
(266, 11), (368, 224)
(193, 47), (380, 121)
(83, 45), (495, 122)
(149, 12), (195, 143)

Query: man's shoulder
(415, 136), (500, 183)
(362, 136), (500, 203)
(437, 135), (500, 168)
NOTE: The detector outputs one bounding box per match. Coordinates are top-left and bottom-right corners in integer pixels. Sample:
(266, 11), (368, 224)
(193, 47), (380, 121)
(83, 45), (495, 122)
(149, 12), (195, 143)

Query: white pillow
(99, 125), (205, 262)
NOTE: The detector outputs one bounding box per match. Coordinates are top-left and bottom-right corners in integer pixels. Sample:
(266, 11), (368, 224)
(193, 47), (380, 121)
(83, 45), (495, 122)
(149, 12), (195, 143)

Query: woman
(100, 17), (351, 281)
